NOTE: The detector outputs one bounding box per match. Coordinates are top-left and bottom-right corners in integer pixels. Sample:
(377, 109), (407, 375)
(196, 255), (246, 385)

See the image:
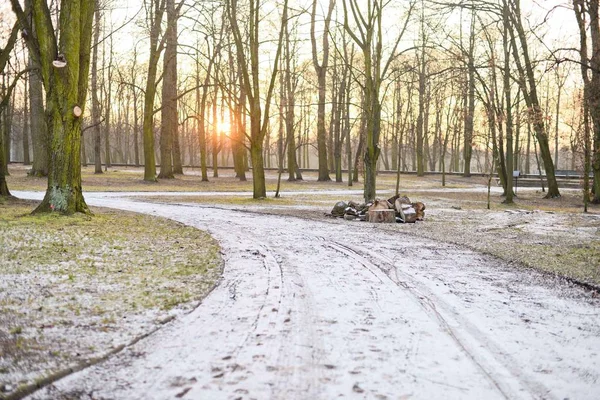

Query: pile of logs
(330, 194), (425, 223)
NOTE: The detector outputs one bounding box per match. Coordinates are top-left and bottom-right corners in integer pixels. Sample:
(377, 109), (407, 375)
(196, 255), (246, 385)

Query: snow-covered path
(16, 193), (600, 400)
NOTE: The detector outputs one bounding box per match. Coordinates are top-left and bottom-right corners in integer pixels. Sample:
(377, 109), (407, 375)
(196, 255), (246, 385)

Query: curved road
(18, 193), (600, 400)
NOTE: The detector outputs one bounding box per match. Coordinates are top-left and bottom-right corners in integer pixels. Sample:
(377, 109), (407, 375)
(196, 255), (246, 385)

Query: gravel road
(17, 194), (600, 400)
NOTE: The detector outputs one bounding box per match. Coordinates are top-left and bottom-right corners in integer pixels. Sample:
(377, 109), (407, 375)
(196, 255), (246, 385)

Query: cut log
(367, 209), (396, 223)
(399, 206), (417, 223)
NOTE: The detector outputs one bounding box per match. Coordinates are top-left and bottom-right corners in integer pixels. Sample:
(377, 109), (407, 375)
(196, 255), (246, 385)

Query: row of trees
(1, 0), (599, 213)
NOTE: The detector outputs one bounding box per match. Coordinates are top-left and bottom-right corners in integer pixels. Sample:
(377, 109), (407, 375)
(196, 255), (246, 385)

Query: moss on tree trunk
(34, 102), (88, 214)
(12, 0), (95, 214)
(0, 118), (10, 197)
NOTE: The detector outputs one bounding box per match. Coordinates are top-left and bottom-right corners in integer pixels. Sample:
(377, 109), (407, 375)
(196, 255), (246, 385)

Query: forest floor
(3, 163), (600, 399)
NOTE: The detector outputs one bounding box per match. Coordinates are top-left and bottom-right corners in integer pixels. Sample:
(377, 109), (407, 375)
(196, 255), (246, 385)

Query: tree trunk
(91, 5), (103, 174)
(212, 86), (219, 178)
(158, 0), (177, 179)
(250, 126), (267, 198)
(0, 75), (10, 195)
(198, 98), (209, 182)
(103, 34), (113, 170)
(232, 55), (246, 181)
(2, 78), (11, 165)
(0, 111), (10, 196)
(133, 89), (140, 167)
(503, 3), (514, 203)
(131, 48), (140, 167)
(28, 49), (48, 176)
(334, 78), (344, 182)
(363, 93), (382, 202)
(463, 8), (476, 177)
(22, 74), (30, 165)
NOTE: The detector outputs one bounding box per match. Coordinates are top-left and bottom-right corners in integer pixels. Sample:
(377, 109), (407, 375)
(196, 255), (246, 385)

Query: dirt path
(18, 194), (600, 400)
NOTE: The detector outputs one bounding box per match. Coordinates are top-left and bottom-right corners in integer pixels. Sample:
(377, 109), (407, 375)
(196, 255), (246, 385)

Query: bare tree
(158, 0), (179, 179)
(91, 5), (103, 174)
(227, 0), (289, 198)
(141, 0), (167, 182)
(311, 0), (335, 181)
(343, 0), (415, 201)
(506, 0), (560, 197)
(573, 0), (600, 204)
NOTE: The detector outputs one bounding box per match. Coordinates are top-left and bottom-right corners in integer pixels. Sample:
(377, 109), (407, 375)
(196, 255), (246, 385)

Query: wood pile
(330, 195), (426, 223)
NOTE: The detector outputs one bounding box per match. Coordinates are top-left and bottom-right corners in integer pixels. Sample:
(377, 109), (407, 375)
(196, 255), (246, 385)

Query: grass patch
(0, 199), (222, 393)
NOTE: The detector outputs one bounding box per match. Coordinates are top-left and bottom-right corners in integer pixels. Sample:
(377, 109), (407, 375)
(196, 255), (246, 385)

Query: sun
(217, 120), (231, 133)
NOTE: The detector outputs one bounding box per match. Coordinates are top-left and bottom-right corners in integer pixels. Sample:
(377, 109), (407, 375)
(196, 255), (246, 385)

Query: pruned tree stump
(367, 209), (395, 223)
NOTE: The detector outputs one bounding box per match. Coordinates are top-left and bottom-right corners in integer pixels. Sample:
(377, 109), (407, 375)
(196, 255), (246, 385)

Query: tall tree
(141, 0), (167, 182)
(416, 5), (427, 176)
(573, 0), (600, 203)
(343, 0), (415, 201)
(91, 5), (103, 174)
(158, 0), (178, 179)
(28, 53), (48, 176)
(102, 28), (113, 170)
(463, 6), (476, 177)
(195, 44), (210, 182)
(130, 45), (141, 167)
(227, 0), (289, 199)
(506, 0), (560, 197)
(12, 0), (96, 213)
(22, 67), (31, 165)
(0, 22), (18, 197)
(283, 14), (302, 181)
(311, 0), (335, 181)
(502, 0), (514, 203)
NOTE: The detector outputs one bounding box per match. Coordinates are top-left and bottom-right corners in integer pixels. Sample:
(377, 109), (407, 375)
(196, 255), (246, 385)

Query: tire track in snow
(275, 222), (565, 400)
(323, 241), (519, 399)
(261, 225), (508, 399)
(363, 247), (555, 400)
